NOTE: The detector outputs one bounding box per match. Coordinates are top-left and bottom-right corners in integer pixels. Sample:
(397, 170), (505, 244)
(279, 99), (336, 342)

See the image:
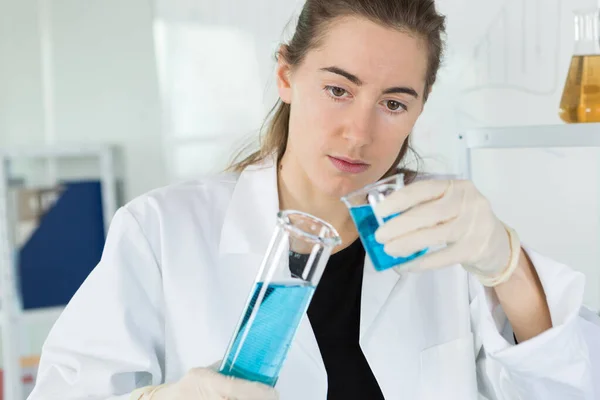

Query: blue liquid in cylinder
(220, 282), (315, 386)
(350, 204), (427, 271)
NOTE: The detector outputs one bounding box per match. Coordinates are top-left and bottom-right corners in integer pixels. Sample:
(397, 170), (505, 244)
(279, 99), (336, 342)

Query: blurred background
(0, 0), (599, 396)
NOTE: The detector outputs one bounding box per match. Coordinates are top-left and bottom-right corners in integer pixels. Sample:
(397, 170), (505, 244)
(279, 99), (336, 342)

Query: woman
(29, 0), (594, 399)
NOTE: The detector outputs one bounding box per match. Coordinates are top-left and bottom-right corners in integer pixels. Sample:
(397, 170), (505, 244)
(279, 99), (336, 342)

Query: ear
(276, 45), (293, 104)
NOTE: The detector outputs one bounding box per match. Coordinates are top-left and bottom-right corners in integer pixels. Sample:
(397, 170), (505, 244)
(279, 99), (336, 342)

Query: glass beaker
(559, 8), (600, 123)
(341, 173), (428, 272)
(219, 210), (341, 386)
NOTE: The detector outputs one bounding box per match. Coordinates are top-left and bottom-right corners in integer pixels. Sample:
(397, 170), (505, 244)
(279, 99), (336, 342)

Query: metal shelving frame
(0, 145), (119, 399)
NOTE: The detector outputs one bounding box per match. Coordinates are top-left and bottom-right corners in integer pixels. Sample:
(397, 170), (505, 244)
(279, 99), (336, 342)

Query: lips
(328, 156), (370, 174)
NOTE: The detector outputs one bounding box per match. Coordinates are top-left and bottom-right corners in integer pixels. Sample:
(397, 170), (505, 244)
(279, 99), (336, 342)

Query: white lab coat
(29, 158), (597, 400)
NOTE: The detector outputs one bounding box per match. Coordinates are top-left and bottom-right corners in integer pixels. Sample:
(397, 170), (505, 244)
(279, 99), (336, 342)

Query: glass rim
(277, 210), (342, 247)
(340, 173), (405, 203)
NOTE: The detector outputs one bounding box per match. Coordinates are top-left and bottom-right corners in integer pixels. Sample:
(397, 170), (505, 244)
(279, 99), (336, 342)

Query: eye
(327, 86), (348, 97)
(386, 100), (404, 111)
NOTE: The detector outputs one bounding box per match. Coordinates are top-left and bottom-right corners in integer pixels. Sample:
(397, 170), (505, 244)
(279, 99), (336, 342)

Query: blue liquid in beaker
(220, 282), (316, 386)
(350, 204), (427, 271)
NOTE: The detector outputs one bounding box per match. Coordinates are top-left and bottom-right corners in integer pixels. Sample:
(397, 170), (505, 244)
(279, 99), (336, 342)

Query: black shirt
(306, 239), (385, 399)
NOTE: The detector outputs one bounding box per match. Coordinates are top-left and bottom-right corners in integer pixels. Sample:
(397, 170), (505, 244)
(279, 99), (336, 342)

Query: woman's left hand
(374, 179), (521, 285)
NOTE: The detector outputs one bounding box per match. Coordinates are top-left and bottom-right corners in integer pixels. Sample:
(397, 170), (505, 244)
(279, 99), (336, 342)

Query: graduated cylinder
(219, 210), (341, 386)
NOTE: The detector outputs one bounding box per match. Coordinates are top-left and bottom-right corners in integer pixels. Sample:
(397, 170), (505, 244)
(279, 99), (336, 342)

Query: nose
(342, 103), (374, 147)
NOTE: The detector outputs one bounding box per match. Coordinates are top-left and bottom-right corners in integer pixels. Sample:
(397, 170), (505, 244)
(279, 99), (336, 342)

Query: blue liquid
(220, 282), (316, 386)
(350, 204), (427, 271)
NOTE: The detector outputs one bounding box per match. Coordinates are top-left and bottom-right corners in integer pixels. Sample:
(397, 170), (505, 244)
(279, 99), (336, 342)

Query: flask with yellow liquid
(559, 8), (600, 123)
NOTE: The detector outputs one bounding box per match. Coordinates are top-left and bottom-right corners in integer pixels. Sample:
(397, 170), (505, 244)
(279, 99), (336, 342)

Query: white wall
(0, 0), (45, 147)
(153, 0), (305, 181)
(0, 0), (165, 201)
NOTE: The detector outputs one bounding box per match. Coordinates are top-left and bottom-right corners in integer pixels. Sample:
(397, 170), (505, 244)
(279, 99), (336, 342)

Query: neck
(277, 156), (358, 249)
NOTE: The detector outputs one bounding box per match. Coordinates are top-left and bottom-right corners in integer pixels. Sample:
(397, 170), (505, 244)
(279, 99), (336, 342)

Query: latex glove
(130, 366), (279, 400)
(374, 179), (521, 286)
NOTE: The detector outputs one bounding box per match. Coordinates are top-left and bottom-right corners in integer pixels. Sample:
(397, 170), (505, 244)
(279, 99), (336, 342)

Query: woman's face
(277, 16), (429, 198)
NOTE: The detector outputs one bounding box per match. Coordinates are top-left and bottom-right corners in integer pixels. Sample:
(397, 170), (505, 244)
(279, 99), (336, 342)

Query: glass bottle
(559, 9), (600, 123)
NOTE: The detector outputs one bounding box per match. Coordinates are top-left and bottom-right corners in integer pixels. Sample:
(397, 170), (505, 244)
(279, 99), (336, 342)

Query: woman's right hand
(130, 366), (279, 400)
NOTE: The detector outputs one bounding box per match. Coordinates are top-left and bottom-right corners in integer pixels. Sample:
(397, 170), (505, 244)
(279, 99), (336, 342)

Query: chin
(313, 172), (369, 200)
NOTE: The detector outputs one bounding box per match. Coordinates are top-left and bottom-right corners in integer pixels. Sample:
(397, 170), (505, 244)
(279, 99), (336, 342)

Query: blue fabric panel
(19, 181), (106, 309)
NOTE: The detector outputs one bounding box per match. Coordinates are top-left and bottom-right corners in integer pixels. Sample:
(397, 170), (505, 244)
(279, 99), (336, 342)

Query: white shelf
(460, 123), (600, 149)
(0, 144), (117, 159)
(0, 307), (64, 327)
(0, 144), (120, 234)
(460, 123), (600, 315)
(21, 307), (64, 326)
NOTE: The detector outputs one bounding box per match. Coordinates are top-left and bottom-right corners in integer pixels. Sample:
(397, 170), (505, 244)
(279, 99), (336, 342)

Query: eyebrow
(321, 66), (363, 85)
(320, 66), (420, 99)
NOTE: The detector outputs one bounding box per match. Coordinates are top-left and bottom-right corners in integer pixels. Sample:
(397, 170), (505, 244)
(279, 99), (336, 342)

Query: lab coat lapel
(219, 159), (279, 256)
(360, 257), (402, 340)
(218, 157), (326, 388)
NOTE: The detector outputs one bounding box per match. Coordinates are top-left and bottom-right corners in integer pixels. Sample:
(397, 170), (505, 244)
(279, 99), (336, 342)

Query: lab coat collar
(218, 156), (280, 255)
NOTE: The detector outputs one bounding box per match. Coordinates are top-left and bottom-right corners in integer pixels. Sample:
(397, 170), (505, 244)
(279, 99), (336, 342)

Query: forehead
(304, 16), (429, 90)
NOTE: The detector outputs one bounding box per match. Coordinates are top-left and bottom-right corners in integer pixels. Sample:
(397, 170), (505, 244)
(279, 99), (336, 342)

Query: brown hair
(228, 0), (446, 182)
